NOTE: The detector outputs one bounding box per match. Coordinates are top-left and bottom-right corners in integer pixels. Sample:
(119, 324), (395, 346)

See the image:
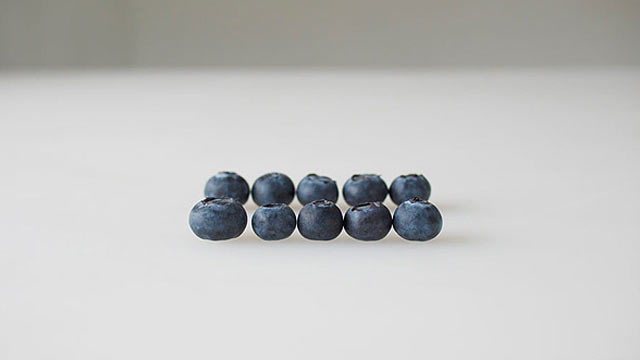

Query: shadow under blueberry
(198, 227), (473, 247)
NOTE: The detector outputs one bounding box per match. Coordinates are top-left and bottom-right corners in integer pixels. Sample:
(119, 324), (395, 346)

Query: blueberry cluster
(189, 172), (442, 242)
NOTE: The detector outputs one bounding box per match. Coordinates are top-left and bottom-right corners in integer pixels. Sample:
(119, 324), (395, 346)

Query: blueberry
(204, 171), (250, 204)
(393, 198), (442, 241)
(389, 174), (431, 205)
(344, 202), (392, 241)
(251, 172), (295, 206)
(297, 199), (343, 240)
(189, 197), (247, 240)
(296, 173), (339, 205)
(251, 203), (296, 240)
(342, 174), (388, 206)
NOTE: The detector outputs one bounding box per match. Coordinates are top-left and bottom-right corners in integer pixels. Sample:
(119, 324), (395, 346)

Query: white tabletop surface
(1, 69), (639, 359)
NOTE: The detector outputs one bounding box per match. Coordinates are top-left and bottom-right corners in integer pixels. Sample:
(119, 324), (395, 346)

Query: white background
(1, 69), (639, 359)
(1, 0), (639, 67)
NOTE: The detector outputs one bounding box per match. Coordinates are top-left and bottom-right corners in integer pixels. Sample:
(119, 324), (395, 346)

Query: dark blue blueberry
(204, 171), (250, 204)
(251, 203), (296, 240)
(297, 199), (343, 240)
(344, 202), (392, 241)
(189, 197), (247, 240)
(389, 174), (431, 205)
(251, 172), (295, 206)
(296, 173), (339, 205)
(342, 174), (388, 206)
(393, 198), (442, 241)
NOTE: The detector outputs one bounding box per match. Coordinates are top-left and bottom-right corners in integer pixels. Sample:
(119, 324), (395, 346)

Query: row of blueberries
(189, 172), (443, 241)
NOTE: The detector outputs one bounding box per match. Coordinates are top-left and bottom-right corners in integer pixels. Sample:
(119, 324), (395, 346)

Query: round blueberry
(251, 172), (295, 206)
(390, 174), (431, 205)
(342, 174), (388, 206)
(296, 173), (339, 205)
(393, 198), (442, 241)
(297, 199), (343, 240)
(204, 171), (250, 204)
(189, 197), (247, 240)
(344, 202), (392, 241)
(251, 203), (296, 240)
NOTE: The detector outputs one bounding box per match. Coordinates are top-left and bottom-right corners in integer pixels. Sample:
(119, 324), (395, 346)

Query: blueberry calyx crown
(307, 173), (334, 184)
(218, 171), (238, 176)
(400, 174), (422, 178)
(310, 199), (335, 207)
(352, 202), (382, 211)
(261, 203), (286, 208)
(351, 174), (380, 181)
(408, 197), (429, 204)
(201, 197), (236, 205)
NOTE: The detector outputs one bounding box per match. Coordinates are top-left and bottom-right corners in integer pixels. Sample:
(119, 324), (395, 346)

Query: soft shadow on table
(195, 229), (475, 248)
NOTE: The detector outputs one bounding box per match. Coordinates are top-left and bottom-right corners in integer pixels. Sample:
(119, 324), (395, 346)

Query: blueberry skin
(342, 174), (388, 206)
(389, 174), (431, 205)
(297, 200), (343, 240)
(189, 198), (247, 240)
(344, 202), (392, 241)
(251, 203), (296, 240)
(204, 171), (250, 204)
(251, 172), (295, 206)
(296, 174), (339, 205)
(393, 198), (442, 241)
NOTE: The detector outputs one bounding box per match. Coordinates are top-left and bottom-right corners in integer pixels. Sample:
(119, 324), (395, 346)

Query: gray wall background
(1, 0), (639, 68)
